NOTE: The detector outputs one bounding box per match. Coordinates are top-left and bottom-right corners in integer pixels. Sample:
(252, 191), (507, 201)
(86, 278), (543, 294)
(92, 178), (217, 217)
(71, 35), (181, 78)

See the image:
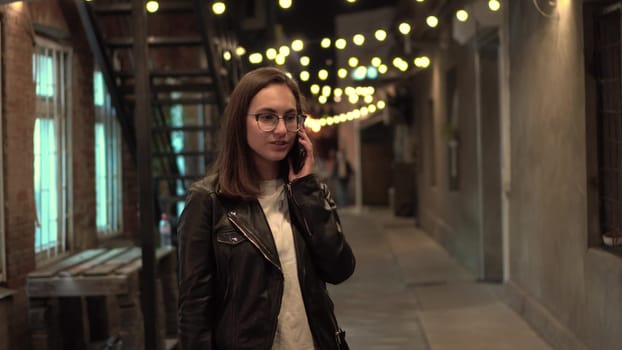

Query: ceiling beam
(115, 69), (213, 79)
(106, 35), (202, 48)
(120, 82), (213, 94)
(93, 2), (193, 15)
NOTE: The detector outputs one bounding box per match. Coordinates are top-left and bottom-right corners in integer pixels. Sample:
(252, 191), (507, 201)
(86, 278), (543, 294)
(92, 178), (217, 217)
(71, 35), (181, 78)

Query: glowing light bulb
(335, 38), (347, 50)
(489, 0), (501, 12)
(374, 29), (387, 42)
(291, 39), (304, 52)
(248, 53), (263, 64)
(279, 0), (292, 9)
(398, 22), (411, 35)
(353, 34), (365, 46)
(212, 2), (226, 15)
(426, 16), (439, 28)
(145, 1), (159, 13)
(456, 10), (469, 22)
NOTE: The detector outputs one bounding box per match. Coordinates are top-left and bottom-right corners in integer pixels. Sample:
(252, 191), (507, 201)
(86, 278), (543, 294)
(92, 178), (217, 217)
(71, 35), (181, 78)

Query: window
(445, 68), (460, 191)
(94, 70), (123, 236)
(427, 99), (437, 187)
(33, 38), (71, 261)
(585, 3), (622, 251)
(170, 104), (186, 217)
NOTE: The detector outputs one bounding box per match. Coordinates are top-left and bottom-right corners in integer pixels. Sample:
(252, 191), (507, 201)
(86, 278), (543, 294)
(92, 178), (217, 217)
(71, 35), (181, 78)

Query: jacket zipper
(227, 212), (283, 349)
(227, 214), (282, 273)
(270, 182), (344, 349)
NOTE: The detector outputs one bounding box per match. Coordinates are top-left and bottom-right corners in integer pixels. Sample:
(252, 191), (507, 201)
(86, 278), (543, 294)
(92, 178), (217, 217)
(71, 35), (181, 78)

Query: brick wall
(63, 0), (98, 250)
(2, 4), (37, 349)
(3, 1), (37, 289)
(0, 1), (140, 348)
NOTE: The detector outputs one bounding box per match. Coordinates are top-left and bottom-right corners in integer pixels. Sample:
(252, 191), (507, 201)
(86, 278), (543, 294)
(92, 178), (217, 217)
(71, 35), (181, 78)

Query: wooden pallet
(26, 246), (177, 350)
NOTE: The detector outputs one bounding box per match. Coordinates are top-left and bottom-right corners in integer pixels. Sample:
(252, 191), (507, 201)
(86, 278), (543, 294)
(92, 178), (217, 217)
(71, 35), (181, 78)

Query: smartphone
(289, 136), (307, 173)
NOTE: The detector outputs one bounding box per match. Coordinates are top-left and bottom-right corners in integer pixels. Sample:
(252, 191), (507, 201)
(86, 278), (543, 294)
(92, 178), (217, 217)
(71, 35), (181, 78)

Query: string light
(211, 1), (226, 15)
(426, 16), (439, 28)
(352, 34), (366, 46)
(145, 1), (159, 13)
(456, 10), (469, 22)
(279, 0), (292, 10)
(235, 47), (246, 56)
(227, 1), (503, 128)
(488, 0), (501, 12)
(248, 53), (263, 64)
(335, 38), (347, 50)
(398, 22), (412, 35)
(266, 48), (277, 60)
(291, 39), (304, 52)
(374, 29), (388, 42)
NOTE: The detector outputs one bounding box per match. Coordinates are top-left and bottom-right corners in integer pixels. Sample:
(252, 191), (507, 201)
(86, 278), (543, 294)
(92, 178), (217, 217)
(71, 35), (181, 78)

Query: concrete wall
(504, 1), (621, 349)
(415, 0), (622, 349)
(415, 28), (483, 276)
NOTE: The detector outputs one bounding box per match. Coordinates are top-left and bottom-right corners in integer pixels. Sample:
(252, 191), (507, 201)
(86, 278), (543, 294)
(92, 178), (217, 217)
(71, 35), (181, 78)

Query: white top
(258, 179), (315, 350)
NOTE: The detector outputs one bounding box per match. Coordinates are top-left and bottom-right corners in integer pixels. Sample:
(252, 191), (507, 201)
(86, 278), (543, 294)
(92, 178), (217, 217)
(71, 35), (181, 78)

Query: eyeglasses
(249, 112), (306, 132)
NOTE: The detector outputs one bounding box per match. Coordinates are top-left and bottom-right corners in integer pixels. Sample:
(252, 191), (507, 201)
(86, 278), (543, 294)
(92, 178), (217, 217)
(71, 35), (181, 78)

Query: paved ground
(328, 206), (553, 350)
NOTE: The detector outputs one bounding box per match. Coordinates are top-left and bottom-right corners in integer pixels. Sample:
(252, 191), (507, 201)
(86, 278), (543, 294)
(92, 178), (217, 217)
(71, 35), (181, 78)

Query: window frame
(0, 19), (5, 282)
(427, 99), (437, 187)
(94, 69), (123, 237)
(585, 2), (622, 254)
(33, 37), (73, 263)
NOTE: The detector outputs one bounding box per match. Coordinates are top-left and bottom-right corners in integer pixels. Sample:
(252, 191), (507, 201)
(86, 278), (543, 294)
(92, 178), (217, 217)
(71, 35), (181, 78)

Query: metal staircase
(71, 0), (244, 220)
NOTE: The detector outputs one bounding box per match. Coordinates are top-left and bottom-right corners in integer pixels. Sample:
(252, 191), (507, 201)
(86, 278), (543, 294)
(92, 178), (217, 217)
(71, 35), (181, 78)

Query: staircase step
(125, 96), (216, 105)
(152, 125), (218, 132)
(115, 70), (213, 79)
(152, 150), (215, 157)
(120, 83), (213, 94)
(159, 195), (188, 203)
(106, 36), (202, 48)
(93, 2), (193, 15)
(154, 175), (204, 181)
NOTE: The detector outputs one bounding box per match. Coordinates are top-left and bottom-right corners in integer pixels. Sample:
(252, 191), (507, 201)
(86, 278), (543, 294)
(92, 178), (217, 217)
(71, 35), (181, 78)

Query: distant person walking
(332, 149), (353, 207)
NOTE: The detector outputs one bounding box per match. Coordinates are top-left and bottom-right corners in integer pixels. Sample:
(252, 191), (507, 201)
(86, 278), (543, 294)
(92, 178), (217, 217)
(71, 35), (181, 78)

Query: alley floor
(329, 207), (554, 350)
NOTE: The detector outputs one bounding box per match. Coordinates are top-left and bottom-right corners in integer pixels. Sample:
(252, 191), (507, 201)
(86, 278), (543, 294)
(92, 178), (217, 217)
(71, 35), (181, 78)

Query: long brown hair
(208, 67), (305, 200)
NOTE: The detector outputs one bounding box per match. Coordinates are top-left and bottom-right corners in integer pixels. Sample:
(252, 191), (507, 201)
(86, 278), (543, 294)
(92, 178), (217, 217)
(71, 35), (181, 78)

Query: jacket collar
(218, 195), (282, 271)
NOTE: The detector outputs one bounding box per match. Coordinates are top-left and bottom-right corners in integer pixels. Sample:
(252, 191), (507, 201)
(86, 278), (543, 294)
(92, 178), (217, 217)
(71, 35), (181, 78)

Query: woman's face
(246, 83), (298, 179)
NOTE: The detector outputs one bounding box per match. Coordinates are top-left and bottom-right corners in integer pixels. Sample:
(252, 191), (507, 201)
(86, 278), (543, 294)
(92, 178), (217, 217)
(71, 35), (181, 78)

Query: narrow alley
(332, 207), (552, 350)
(0, 1), (621, 349)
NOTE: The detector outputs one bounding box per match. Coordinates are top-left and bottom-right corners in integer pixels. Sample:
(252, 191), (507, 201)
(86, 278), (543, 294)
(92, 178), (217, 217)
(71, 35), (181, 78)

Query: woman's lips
(270, 141), (289, 151)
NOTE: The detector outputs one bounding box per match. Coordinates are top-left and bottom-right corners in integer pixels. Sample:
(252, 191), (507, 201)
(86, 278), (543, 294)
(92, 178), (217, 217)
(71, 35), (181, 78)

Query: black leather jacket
(177, 174), (356, 350)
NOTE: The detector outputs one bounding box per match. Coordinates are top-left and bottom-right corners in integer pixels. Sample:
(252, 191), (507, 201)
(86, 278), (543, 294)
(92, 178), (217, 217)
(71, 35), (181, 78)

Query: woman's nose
(273, 118), (288, 133)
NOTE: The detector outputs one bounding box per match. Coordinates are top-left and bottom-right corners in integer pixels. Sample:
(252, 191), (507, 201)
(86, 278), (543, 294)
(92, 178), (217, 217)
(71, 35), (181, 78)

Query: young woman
(177, 66), (355, 350)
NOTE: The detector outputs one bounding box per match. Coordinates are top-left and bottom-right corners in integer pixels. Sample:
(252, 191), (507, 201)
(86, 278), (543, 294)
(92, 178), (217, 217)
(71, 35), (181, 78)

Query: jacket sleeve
(288, 174), (356, 284)
(177, 188), (216, 350)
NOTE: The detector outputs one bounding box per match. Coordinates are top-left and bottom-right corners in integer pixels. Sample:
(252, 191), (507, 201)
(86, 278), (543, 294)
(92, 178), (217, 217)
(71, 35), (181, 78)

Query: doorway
(477, 30), (503, 282)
